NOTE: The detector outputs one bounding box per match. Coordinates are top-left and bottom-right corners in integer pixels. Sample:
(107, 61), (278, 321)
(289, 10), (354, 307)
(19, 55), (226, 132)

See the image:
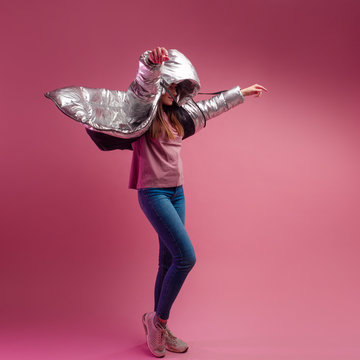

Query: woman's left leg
(154, 240), (172, 313)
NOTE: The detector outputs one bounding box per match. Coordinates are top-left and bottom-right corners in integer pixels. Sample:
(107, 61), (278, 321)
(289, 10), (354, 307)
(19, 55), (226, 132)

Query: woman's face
(161, 83), (177, 106)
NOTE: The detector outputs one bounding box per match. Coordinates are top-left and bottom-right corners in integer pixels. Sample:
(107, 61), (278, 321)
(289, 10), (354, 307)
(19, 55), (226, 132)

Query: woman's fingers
(247, 84), (268, 97)
(255, 84), (268, 91)
(154, 47), (161, 63)
(150, 47), (169, 64)
(150, 49), (157, 63)
(149, 52), (155, 63)
(161, 47), (169, 61)
(150, 50), (158, 63)
(156, 47), (168, 62)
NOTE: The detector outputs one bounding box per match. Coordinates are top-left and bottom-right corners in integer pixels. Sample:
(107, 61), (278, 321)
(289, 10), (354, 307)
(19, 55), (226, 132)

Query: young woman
(129, 47), (268, 357)
(45, 45), (267, 358)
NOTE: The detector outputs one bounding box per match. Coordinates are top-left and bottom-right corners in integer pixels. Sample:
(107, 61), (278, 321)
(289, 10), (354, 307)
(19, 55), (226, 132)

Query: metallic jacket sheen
(44, 49), (245, 139)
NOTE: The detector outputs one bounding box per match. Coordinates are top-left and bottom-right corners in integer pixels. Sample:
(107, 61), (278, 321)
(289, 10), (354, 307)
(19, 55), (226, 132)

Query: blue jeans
(138, 185), (196, 320)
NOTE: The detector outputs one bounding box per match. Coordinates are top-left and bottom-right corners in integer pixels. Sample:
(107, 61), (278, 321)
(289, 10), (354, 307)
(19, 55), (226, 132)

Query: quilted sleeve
(128, 50), (162, 103)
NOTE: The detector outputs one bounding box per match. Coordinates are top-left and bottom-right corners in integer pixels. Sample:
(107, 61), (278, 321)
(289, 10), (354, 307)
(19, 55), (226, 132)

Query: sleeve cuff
(223, 86), (245, 109)
(140, 50), (161, 69)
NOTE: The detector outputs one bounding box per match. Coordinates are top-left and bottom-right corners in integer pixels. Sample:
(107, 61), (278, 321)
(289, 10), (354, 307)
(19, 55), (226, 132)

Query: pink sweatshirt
(128, 111), (183, 189)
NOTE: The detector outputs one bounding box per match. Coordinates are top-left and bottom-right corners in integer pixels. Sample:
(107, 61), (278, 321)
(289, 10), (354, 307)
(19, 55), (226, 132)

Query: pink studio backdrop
(1, 0), (360, 359)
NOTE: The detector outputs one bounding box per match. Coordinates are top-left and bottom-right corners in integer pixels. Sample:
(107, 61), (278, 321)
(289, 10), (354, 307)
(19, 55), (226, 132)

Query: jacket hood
(44, 49), (201, 140)
(160, 49), (201, 106)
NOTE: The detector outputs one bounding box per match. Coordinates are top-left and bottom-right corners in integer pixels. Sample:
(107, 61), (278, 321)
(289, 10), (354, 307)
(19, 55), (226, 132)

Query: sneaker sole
(166, 345), (189, 353)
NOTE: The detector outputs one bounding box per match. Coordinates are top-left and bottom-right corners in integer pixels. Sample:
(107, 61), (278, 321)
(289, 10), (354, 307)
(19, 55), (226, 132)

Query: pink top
(128, 111), (183, 189)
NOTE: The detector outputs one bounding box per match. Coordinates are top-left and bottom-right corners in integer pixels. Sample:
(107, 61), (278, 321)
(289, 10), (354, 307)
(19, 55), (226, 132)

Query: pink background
(1, 0), (360, 359)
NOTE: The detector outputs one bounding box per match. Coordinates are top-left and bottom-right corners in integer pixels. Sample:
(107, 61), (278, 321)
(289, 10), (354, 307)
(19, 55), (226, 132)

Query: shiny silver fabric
(183, 86), (244, 133)
(160, 49), (200, 106)
(44, 49), (244, 138)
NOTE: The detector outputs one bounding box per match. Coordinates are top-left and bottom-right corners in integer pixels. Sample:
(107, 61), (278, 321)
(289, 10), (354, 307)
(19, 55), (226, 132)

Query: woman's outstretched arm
(196, 84), (268, 121)
(195, 86), (245, 121)
(181, 84), (268, 134)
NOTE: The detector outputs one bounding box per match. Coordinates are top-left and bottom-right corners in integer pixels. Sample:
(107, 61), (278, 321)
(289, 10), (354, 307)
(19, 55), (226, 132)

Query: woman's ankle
(154, 314), (168, 328)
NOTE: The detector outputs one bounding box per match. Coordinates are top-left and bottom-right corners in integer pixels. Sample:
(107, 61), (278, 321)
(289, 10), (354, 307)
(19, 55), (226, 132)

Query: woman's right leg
(154, 188), (186, 312)
(138, 186), (196, 320)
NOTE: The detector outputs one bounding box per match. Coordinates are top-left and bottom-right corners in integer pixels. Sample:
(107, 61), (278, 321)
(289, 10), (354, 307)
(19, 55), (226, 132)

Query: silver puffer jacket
(44, 49), (245, 139)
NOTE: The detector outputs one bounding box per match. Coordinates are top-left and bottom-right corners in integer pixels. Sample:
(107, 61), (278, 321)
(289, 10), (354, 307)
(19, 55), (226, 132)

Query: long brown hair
(148, 101), (184, 140)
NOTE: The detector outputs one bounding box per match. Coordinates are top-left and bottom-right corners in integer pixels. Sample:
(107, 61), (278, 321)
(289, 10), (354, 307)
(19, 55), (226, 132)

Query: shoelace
(165, 327), (178, 343)
(155, 324), (166, 346)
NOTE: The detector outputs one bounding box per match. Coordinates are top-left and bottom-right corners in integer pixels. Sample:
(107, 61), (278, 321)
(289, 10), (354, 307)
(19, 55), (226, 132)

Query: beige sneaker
(142, 312), (166, 358)
(165, 325), (189, 353)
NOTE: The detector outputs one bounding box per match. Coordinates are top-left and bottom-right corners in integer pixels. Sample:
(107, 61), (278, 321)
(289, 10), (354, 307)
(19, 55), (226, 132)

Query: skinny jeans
(137, 185), (196, 320)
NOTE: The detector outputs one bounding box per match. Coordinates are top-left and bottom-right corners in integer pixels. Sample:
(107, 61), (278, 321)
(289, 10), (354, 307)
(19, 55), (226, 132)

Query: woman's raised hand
(241, 84), (268, 97)
(148, 47), (169, 64)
